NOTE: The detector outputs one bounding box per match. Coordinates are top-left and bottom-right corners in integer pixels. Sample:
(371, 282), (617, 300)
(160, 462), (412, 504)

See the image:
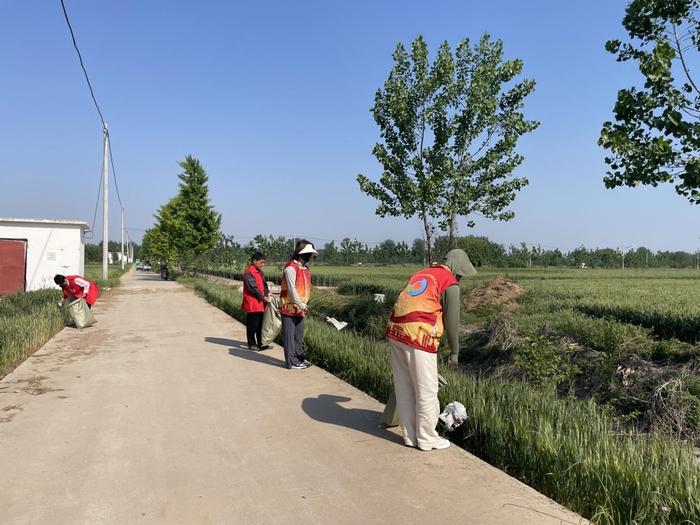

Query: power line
(85, 168), (103, 239)
(60, 0), (128, 254)
(108, 139), (124, 210)
(59, 0), (106, 129)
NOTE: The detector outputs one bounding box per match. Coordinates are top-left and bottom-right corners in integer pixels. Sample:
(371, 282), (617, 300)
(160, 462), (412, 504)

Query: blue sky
(1, 1), (698, 251)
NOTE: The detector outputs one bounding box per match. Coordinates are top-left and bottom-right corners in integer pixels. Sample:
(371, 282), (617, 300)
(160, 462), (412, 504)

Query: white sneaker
(290, 363), (308, 370)
(418, 438), (450, 451)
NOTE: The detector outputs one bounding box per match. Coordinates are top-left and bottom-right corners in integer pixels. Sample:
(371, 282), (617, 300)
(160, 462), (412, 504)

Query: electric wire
(59, 0), (106, 129)
(60, 0), (128, 239)
(108, 139), (125, 210)
(85, 168), (103, 239)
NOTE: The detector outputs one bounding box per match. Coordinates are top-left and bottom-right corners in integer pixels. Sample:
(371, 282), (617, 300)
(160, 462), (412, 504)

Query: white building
(0, 218), (90, 294)
(108, 251), (133, 264)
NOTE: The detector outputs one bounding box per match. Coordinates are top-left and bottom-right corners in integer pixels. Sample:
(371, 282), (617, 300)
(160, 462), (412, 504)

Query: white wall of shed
(0, 222), (85, 291)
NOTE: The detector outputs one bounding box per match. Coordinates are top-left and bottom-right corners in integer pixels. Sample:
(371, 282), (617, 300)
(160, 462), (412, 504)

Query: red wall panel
(0, 239), (27, 295)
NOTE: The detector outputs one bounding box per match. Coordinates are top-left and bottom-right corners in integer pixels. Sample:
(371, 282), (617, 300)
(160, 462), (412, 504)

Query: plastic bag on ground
(439, 401), (467, 431)
(326, 317), (347, 330)
(261, 295), (282, 345)
(67, 298), (96, 329)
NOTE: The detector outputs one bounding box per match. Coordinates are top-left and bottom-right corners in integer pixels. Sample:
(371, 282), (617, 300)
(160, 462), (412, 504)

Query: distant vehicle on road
(136, 262), (144, 271)
(143, 262), (152, 272)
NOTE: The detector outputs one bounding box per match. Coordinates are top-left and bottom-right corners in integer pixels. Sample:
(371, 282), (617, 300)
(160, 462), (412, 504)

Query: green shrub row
(576, 304), (700, 344)
(189, 267), (407, 296)
(183, 276), (700, 525)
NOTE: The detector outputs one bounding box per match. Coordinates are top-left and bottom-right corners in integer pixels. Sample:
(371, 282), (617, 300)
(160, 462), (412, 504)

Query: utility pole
(621, 248), (625, 270)
(101, 124), (109, 280)
(120, 207), (125, 270)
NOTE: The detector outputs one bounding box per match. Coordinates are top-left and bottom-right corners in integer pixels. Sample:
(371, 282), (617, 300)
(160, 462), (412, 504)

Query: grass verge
(0, 265), (131, 378)
(0, 289), (67, 378)
(85, 263), (132, 289)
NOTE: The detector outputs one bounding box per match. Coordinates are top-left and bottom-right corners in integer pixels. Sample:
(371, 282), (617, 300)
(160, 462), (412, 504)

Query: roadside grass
(85, 263), (132, 289)
(0, 289), (67, 378)
(0, 264), (131, 378)
(181, 276), (700, 525)
(194, 266), (700, 440)
(193, 266), (700, 347)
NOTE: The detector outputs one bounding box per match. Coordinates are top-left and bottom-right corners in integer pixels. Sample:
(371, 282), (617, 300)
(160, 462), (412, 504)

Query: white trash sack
(439, 401), (468, 431)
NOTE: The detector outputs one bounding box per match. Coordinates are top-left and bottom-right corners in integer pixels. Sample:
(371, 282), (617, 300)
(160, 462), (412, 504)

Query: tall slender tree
(142, 155), (221, 267)
(175, 155), (222, 257)
(442, 35), (538, 248)
(358, 36), (452, 262)
(358, 35), (537, 261)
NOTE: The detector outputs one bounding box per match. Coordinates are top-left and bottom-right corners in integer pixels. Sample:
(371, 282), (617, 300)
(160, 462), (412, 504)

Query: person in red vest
(279, 239), (318, 369)
(241, 251), (270, 351)
(54, 274), (100, 309)
(385, 249), (476, 451)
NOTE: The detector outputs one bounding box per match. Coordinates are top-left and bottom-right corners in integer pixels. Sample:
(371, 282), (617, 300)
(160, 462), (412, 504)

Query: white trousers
(388, 339), (441, 448)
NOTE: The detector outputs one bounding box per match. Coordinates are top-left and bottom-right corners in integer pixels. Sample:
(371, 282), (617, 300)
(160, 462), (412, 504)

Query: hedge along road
(0, 270), (585, 525)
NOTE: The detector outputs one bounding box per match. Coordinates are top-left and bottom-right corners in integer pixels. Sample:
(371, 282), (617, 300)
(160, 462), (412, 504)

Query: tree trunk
(447, 209), (457, 250)
(422, 215), (432, 265)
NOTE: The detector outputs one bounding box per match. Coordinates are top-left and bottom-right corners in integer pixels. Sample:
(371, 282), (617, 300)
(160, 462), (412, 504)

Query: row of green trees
(189, 232), (699, 269)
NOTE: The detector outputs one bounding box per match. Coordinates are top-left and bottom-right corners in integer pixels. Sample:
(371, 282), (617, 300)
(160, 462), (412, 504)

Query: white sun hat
(298, 243), (319, 256)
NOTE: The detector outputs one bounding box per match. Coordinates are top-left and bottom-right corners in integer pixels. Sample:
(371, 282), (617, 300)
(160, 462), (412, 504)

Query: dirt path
(0, 270), (585, 524)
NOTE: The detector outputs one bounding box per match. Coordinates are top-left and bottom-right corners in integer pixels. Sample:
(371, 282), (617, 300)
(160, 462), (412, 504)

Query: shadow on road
(302, 394), (404, 445)
(204, 337), (287, 368)
(205, 336), (245, 348)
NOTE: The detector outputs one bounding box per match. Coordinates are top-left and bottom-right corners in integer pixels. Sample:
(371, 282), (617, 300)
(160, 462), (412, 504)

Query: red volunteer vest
(241, 264), (266, 313)
(63, 275), (100, 306)
(279, 261), (311, 317)
(386, 265), (457, 352)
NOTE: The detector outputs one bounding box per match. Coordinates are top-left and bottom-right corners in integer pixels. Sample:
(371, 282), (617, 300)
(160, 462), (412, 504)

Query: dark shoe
(258, 345), (271, 350)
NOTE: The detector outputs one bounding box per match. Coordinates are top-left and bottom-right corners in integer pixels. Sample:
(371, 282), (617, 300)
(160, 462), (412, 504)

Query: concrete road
(0, 270), (585, 524)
